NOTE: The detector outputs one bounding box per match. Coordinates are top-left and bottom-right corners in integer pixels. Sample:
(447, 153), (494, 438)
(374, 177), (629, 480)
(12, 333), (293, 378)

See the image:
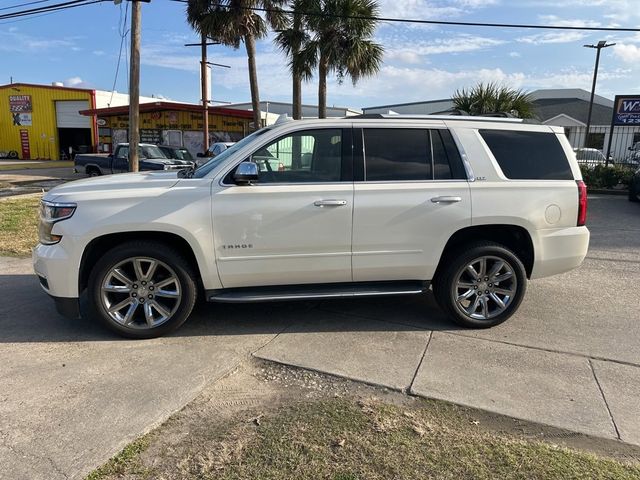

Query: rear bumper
(530, 226), (590, 279)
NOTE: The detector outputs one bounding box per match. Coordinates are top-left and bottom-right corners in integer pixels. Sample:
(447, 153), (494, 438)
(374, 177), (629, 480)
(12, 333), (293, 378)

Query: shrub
(579, 164), (634, 189)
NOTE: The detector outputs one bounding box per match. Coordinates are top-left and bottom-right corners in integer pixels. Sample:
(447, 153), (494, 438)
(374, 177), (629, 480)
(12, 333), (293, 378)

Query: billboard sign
(9, 95), (32, 113)
(612, 95), (640, 126)
(12, 112), (32, 126)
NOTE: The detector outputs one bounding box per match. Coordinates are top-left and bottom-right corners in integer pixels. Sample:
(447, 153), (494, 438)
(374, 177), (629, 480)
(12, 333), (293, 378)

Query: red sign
(9, 95), (32, 113)
(20, 129), (30, 159)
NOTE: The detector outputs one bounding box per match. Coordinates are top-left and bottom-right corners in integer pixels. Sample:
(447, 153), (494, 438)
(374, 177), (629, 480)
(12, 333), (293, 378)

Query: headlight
(38, 200), (76, 245)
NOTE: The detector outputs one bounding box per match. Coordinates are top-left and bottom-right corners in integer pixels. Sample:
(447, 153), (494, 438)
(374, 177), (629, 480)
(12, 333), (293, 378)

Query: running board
(206, 281), (428, 303)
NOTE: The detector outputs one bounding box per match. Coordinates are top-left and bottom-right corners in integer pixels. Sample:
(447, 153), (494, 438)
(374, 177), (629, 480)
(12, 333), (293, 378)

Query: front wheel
(88, 241), (197, 338)
(433, 242), (527, 328)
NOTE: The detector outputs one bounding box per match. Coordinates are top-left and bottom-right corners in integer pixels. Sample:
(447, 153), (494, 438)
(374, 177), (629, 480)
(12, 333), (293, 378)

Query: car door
(112, 146), (129, 173)
(211, 127), (354, 288)
(352, 126), (471, 282)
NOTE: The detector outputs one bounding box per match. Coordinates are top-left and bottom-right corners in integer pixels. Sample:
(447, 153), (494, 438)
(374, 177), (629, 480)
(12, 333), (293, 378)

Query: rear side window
(479, 130), (573, 180)
(363, 128), (466, 181)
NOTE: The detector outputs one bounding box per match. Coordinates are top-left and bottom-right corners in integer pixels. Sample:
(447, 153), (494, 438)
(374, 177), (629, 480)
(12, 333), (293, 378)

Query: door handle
(431, 196), (462, 204)
(314, 199), (347, 207)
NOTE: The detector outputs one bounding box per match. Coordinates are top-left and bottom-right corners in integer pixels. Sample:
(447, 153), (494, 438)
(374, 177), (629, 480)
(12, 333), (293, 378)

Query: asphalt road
(1, 194), (638, 479)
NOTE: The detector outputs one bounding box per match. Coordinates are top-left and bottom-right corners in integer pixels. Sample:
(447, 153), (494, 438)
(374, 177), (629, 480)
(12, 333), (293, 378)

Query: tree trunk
(318, 54), (328, 119)
(244, 34), (262, 130)
(293, 70), (302, 120)
(292, 13), (302, 120)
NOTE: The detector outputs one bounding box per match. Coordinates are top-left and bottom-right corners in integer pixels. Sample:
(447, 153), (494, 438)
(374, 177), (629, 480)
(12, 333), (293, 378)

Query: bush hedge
(579, 164), (636, 190)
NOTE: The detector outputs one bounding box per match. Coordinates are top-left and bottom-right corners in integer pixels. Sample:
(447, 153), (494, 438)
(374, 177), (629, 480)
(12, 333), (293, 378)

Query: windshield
(193, 129), (271, 178)
(141, 145), (166, 159)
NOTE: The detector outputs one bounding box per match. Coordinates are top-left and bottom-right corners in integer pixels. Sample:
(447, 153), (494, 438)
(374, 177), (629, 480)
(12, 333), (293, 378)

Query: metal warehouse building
(0, 82), (99, 161)
(1, 82), (255, 160)
(80, 102), (253, 157)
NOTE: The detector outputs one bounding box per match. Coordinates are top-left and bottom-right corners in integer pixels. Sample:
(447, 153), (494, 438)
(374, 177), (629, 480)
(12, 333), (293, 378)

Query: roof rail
(348, 113), (524, 123)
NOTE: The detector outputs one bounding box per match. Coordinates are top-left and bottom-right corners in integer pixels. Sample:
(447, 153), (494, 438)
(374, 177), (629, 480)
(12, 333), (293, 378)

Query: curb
(588, 189), (628, 196)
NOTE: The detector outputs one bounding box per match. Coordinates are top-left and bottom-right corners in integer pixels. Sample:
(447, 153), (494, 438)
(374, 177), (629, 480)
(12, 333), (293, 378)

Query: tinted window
(432, 129), (466, 180)
(250, 129), (343, 183)
(364, 129), (431, 181)
(479, 130), (573, 180)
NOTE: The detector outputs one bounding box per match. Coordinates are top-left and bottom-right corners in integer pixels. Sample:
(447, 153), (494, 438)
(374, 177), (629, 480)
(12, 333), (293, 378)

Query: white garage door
(55, 100), (90, 128)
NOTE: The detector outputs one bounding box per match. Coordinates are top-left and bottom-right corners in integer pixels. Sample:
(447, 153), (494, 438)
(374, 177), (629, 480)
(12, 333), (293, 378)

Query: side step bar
(206, 281), (428, 303)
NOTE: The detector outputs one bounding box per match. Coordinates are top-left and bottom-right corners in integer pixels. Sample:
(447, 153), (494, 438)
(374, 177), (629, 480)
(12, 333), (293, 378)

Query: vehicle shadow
(0, 273), (458, 343)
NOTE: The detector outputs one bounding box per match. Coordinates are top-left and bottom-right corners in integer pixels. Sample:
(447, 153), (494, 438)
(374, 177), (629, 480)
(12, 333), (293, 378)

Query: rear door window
(479, 130), (573, 180)
(363, 128), (466, 181)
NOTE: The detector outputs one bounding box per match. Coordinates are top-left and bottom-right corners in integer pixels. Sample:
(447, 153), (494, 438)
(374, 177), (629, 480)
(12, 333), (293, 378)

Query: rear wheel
(433, 242), (527, 328)
(88, 241), (197, 338)
(87, 167), (101, 177)
(629, 181), (640, 202)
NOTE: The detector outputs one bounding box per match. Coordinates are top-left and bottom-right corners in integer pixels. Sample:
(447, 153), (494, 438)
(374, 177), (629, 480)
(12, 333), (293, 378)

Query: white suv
(33, 116), (590, 338)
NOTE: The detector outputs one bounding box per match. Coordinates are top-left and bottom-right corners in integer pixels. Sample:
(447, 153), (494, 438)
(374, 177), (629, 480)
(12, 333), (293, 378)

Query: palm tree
(187, 0), (288, 129)
(452, 82), (535, 119)
(275, 2), (313, 120)
(301, 0), (383, 118)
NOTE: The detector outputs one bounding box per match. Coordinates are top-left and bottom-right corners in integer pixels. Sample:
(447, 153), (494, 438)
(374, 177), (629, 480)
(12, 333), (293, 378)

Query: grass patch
(85, 436), (151, 480)
(0, 160), (73, 171)
(87, 398), (640, 480)
(0, 194), (41, 257)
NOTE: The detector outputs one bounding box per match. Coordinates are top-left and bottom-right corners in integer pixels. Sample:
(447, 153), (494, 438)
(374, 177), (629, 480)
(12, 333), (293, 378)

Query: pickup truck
(74, 143), (193, 176)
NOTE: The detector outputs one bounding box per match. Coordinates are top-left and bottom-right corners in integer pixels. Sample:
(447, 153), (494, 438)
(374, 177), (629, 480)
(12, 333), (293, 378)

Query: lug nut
(141, 281), (147, 286)
(148, 294), (153, 299)
(488, 283), (493, 287)
(132, 292), (137, 297)
(473, 285), (478, 289)
(149, 286), (154, 291)
(485, 290), (489, 294)
(132, 284), (138, 289)
(484, 277), (489, 281)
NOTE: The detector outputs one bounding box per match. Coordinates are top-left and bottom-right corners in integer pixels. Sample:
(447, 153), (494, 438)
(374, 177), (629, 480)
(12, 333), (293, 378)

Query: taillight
(577, 180), (587, 226)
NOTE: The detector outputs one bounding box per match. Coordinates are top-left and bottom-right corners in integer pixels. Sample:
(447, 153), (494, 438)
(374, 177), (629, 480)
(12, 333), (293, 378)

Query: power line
(170, 0), (640, 33)
(0, 0), (54, 12)
(0, 0), (107, 21)
(109, 0), (130, 106)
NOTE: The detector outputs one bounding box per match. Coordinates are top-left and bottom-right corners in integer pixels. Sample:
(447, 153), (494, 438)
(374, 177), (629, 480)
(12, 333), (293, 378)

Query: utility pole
(184, 38), (229, 154)
(128, 0), (142, 172)
(583, 41), (615, 151)
(201, 32), (209, 154)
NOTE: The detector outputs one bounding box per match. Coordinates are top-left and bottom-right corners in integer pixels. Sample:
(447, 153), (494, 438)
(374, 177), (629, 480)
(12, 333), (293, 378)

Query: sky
(2, 0), (640, 110)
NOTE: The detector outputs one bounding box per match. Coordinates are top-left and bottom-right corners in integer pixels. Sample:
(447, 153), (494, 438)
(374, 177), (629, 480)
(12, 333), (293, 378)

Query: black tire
(87, 241), (197, 339)
(87, 167), (101, 177)
(433, 241), (527, 328)
(629, 183), (639, 203)
(7, 150), (18, 159)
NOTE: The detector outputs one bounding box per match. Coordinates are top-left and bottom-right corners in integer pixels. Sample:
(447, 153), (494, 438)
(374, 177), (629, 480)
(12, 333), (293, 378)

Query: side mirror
(233, 161), (259, 184)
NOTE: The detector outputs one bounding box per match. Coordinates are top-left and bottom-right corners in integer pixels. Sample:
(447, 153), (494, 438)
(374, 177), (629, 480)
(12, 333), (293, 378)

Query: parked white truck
(33, 115), (590, 338)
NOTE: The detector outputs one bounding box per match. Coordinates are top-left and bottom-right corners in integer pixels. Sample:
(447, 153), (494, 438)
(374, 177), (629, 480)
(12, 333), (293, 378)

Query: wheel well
(85, 165), (100, 174)
(436, 225), (534, 279)
(79, 231), (202, 293)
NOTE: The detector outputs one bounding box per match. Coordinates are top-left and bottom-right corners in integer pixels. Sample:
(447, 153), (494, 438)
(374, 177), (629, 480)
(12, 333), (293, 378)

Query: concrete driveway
(254, 195), (640, 445)
(1, 195), (638, 479)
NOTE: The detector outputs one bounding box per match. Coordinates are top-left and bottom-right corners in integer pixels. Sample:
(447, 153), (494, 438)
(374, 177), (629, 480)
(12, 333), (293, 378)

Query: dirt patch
(87, 359), (640, 479)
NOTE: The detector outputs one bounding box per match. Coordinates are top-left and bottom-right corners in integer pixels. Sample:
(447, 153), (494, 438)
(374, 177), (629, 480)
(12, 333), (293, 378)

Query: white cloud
(613, 43), (640, 64)
(0, 30), (75, 52)
(63, 77), (92, 88)
(92, 50), (105, 56)
(537, 14), (601, 27)
(386, 35), (505, 62)
(517, 31), (588, 45)
(509, 51), (521, 57)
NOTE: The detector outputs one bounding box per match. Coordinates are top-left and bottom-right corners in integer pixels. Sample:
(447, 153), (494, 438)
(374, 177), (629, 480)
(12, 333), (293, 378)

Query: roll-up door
(55, 101), (90, 128)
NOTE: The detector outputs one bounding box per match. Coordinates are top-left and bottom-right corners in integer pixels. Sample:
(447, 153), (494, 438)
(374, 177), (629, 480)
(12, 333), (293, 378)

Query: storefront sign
(9, 95), (32, 113)
(97, 118), (107, 126)
(12, 113), (32, 126)
(140, 129), (162, 144)
(19, 129), (30, 159)
(612, 95), (640, 126)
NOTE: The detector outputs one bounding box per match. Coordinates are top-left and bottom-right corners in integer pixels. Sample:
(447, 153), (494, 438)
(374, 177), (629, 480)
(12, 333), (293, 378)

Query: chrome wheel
(100, 257), (182, 329)
(452, 255), (517, 321)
